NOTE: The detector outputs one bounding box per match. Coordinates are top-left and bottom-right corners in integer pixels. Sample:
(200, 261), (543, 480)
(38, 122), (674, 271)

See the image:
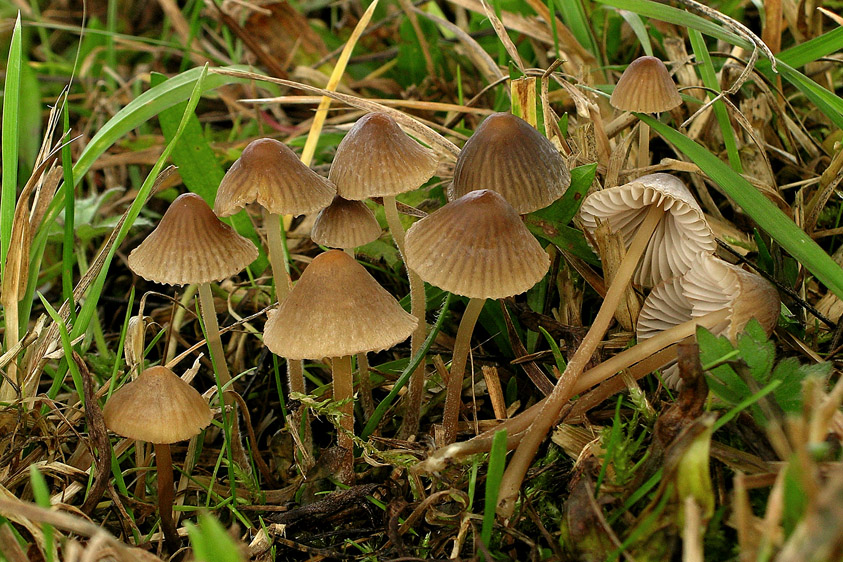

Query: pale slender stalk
(383, 195), (427, 438)
(496, 203), (664, 517)
(442, 298), (486, 444)
(333, 355), (355, 484)
(198, 283), (231, 389)
(153, 443), (180, 553)
(638, 120), (651, 171)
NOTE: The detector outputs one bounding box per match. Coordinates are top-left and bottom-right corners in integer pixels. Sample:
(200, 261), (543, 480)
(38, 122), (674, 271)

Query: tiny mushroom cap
(214, 138), (336, 217)
(311, 195), (382, 249)
(329, 112), (438, 200)
(128, 193), (258, 286)
(405, 189), (550, 299)
(103, 366), (212, 444)
(610, 56), (682, 114)
(579, 173), (715, 287)
(263, 250), (417, 360)
(449, 112), (571, 214)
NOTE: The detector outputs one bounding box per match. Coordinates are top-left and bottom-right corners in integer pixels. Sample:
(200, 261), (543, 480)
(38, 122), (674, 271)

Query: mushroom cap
(103, 366), (212, 444)
(448, 112), (571, 214)
(128, 193), (258, 286)
(311, 196), (382, 249)
(329, 112), (438, 200)
(579, 173), (715, 287)
(214, 138), (336, 217)
(636, 276), (690, 390)
(263, 250), (417, 360)
(405, 189), (550, 299)
(610, 56), (682, 113)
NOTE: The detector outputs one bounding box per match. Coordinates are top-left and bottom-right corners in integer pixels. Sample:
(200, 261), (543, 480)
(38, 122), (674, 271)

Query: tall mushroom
(103, 366), (212, 553)
(263, 250), (417, 483)
(329, 112), (438, 437)
(404, 190), (550, 444)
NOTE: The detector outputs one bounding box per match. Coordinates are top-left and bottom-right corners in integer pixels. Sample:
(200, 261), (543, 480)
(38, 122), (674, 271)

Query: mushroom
(448, 112), (571, 213)
(263, 250), (417, 482)
(404, 189), (549, 444)
(103, 366), (212, 552)
(329, 112), (438, 437)
(610, 56), (682, 171)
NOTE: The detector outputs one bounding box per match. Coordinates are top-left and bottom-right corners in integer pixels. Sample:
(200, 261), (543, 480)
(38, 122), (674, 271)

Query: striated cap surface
(263, 250), (417, 360)
(312, 196), (382, 249)
(405, 189), (549, 299)
(579, 173), (715, 287)
(611, 56), (682, 113)
(214, 138), (335, 217)
(103, 366), (212, 444)
(329, 112), (438, 200)
(449, 112), (570, 213)
(128, 193), (258, 286)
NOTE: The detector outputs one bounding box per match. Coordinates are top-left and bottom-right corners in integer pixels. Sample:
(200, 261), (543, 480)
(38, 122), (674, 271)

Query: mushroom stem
(332, 354), (355, 484)
(383, 195), (427, 438)
(263, 209), (292, 300)
(442, 297), (486, 445)
(153, 443), (180, 553)
(637, 120), (650, 171)
(198, 283), (231, 390)
(495, 202), (665, 517)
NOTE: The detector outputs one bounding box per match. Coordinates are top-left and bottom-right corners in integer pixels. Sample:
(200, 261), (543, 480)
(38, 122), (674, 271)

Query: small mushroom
(405, 189), (549, 444)
(311, 195), (382, 254)
(448, 112), (571, 213)
(103, 366), (212, 552)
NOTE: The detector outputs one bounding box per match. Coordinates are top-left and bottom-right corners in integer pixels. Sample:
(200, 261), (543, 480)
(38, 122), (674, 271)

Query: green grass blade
(771, 26), (843, 69)
(30, 466), (55, 562)
(481, 429), (508, 554)
(618, 10), (652, 56)
(1, 13), (22, 282)
(643, 115), (843, 301)
(776, 61), (843, 130)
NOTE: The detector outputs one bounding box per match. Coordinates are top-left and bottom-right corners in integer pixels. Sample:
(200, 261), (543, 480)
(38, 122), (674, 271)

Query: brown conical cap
(214, 138), (336, 217)
(448, 112), (571, 214)
(610, 56), (682, 113)
(128, 193), (258, 286)
(263, 250), (417, 360)
(311, 196), (382, 249)
(579, 173), (715, 287)
(329, 112), (438, 200)
(405, 189), (549, 299)
(103, 366), (212, 444)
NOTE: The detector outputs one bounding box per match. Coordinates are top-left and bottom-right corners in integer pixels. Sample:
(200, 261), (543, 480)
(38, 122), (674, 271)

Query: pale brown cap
(579, 173), (715, 287)
(214, 138), (336, 217)
(610, 56), (682, 113)
(103, 366), (212, 444)
(128, 193), (258, 286)
(311, 196), (382, 249)
(263, 250), (417, 360)
(448, 112), (570, 213)
(329, 112), (438, 200)
(405, 189), (549, 299)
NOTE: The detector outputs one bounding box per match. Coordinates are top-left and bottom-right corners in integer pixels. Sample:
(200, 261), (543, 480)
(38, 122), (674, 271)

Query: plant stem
(383, 195), (427, 438)
(496, 203), (664, 517)
(198, 283), (231, 390)
(442, 297), (486, 445)
(153, 443), (180, 553)
(332, 354), (355, 484)
(638, 120), (650, 171)
(263, 209), (291, 301)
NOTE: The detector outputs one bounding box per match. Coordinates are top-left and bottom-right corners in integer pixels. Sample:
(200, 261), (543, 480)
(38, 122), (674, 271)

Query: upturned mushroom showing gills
(610, 56), (682, 171)
(128, 193), (258, 399)
(404, 189), (550, 444)
(103, 366), (212, 553)
(263, 250), (417, 483)
(449, 112), (571, 213)
(329, 111), (438, 438)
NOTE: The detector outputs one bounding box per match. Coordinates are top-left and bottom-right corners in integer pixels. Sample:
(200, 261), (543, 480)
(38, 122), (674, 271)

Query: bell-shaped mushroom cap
(311, 196), (382, 249)
(579, 173), (715, 287)
(263, 250), (417, 360)
(128, 193), (258, 286)
(103, 366), (212, 444)
(448, 112), (571, 214)
(328, 112), (438, 200)
(405, 189), (549, 299)
(682, 254), (779, 341)
(610, 56), (682, 113)
(214, 138), (336, 217)
(636, 276), (691, 389)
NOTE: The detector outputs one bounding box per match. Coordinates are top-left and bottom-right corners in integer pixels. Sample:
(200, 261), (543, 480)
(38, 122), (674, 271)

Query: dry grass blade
(479, 0), (525, 72)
